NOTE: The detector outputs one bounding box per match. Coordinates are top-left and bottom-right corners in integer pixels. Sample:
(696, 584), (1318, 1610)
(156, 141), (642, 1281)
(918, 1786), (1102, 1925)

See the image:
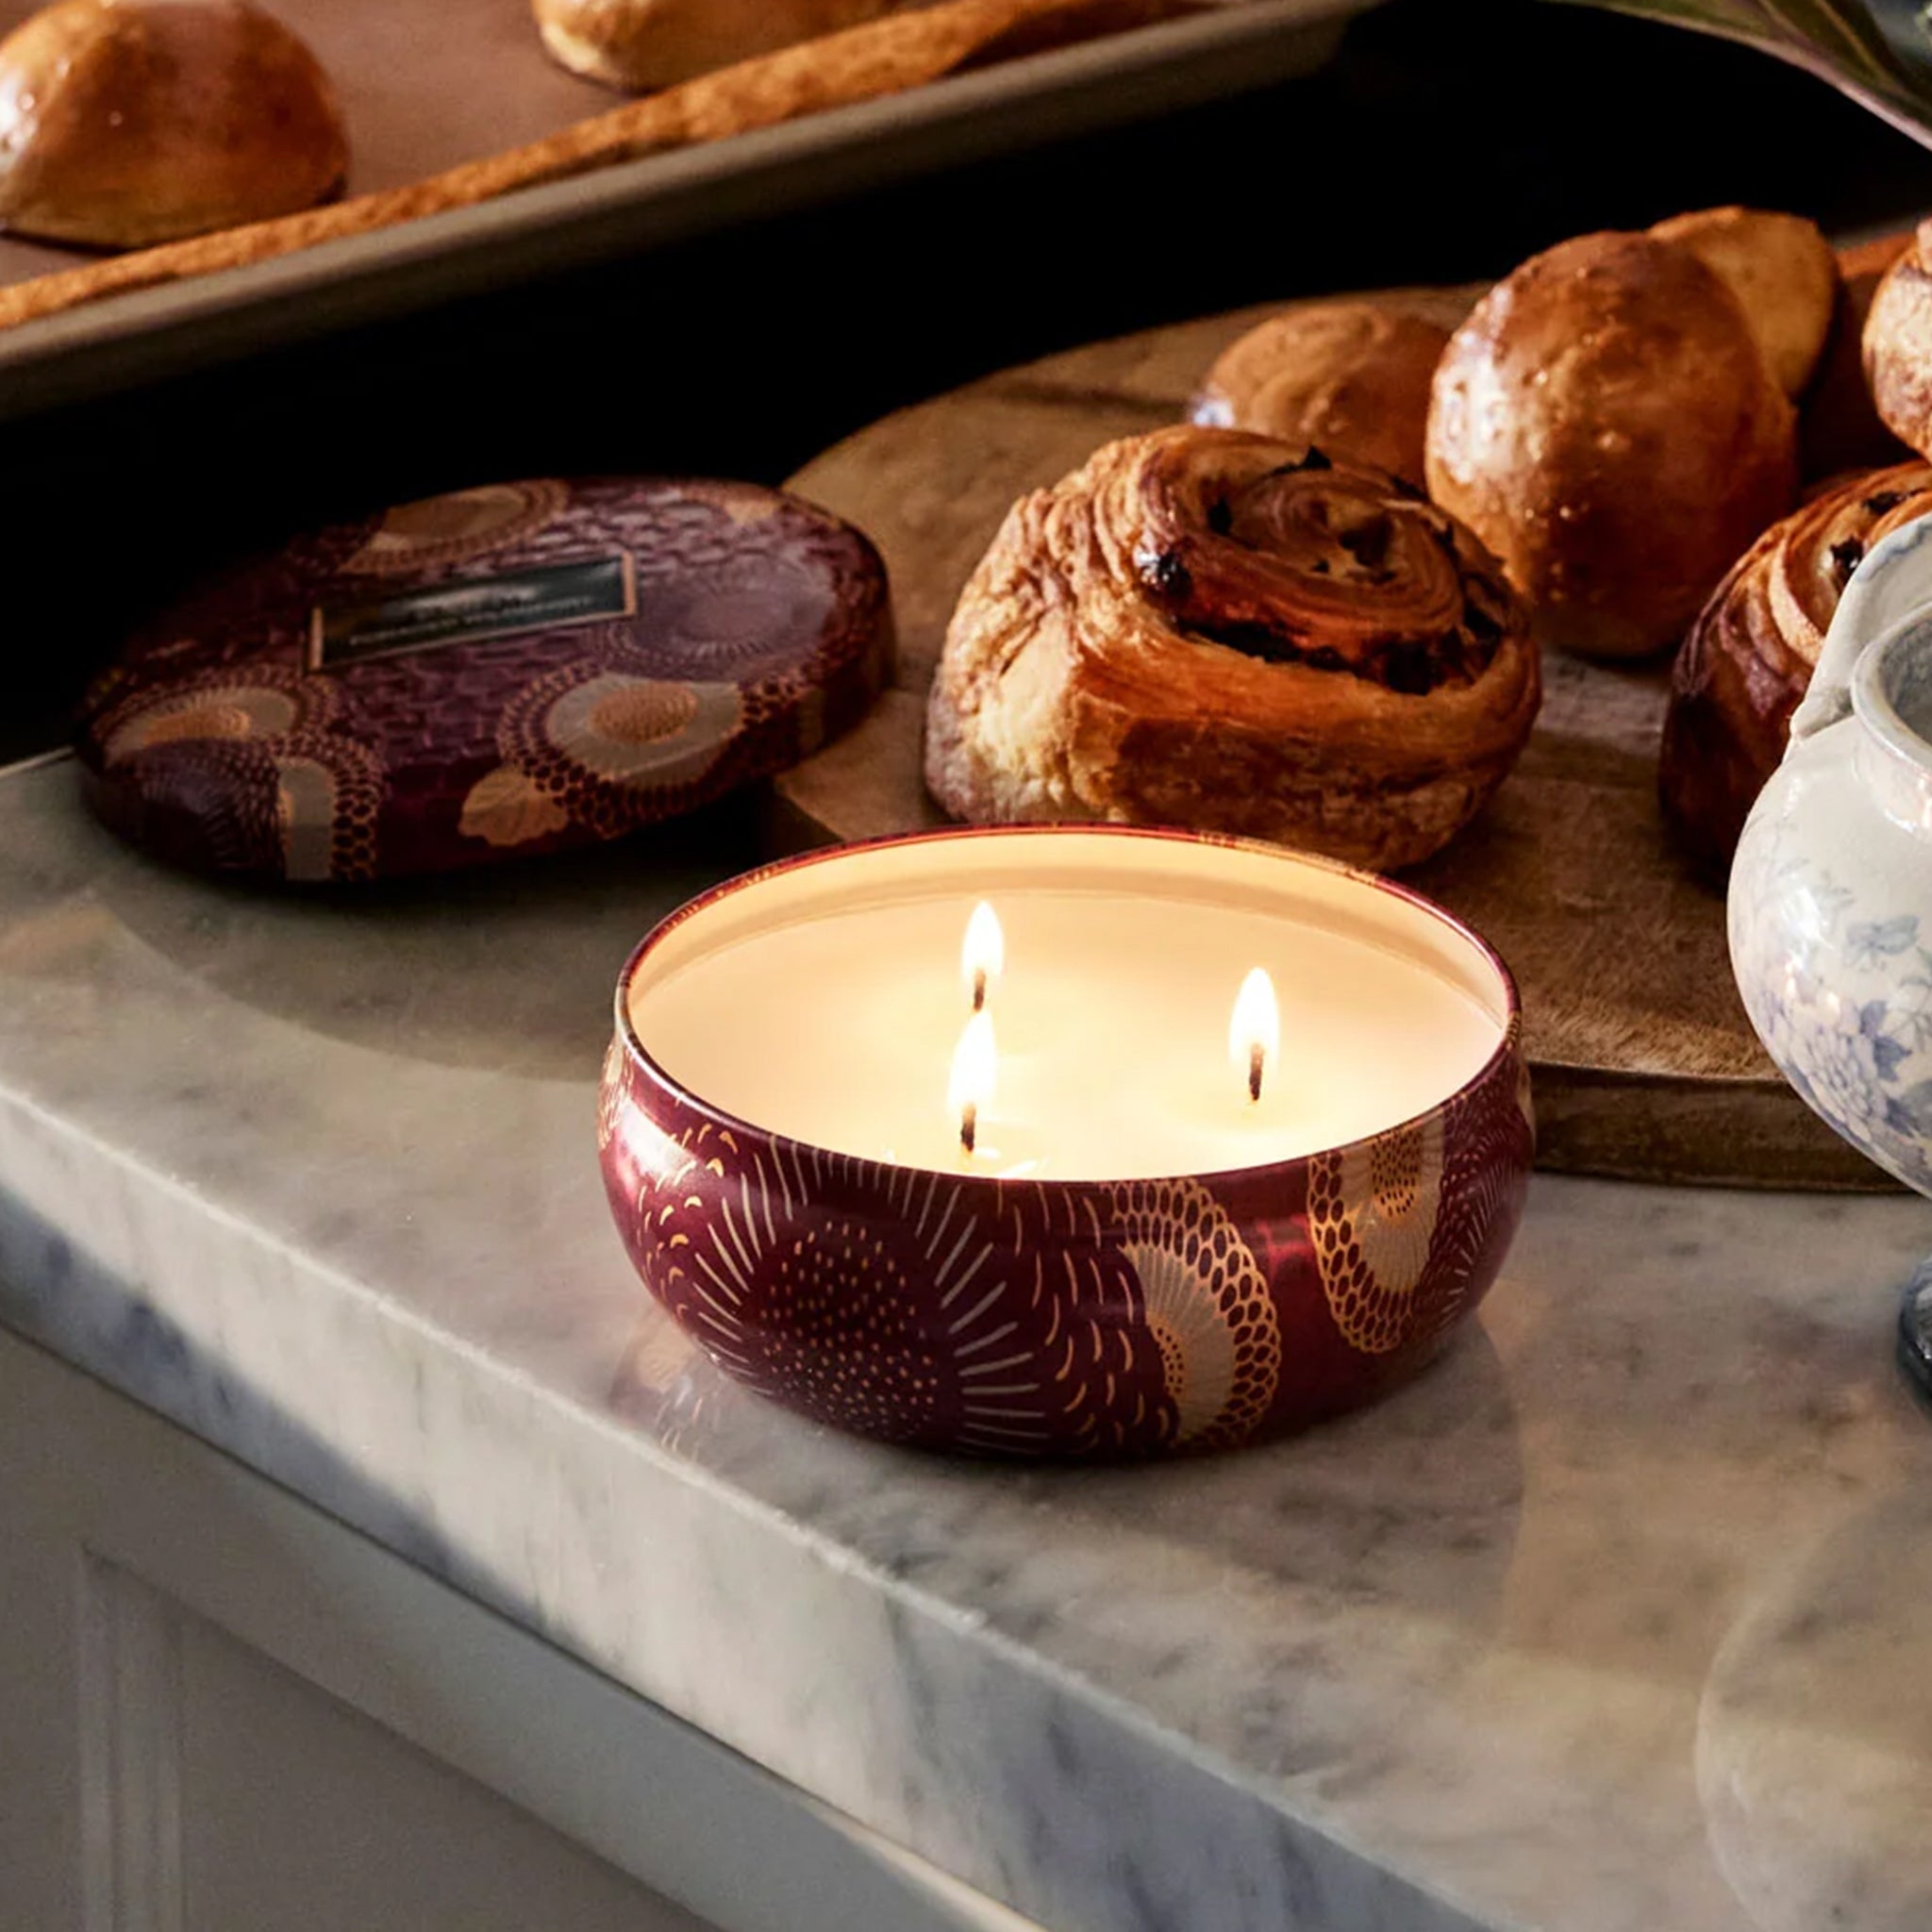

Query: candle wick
(960, 1102), (978, 1157)
(1248, 1043), (1264, 1106)
(972, 970), (986, 1013)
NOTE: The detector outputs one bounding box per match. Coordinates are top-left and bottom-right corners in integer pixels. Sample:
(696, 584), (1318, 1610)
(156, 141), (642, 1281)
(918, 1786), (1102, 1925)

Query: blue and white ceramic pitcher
(1730, 513), (1932, 1384)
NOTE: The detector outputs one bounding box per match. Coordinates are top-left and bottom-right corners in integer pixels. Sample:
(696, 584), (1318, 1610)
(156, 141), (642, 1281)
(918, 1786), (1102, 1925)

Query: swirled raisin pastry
(1661, 460), (1932, 870)
(924, 425), (1541, 872)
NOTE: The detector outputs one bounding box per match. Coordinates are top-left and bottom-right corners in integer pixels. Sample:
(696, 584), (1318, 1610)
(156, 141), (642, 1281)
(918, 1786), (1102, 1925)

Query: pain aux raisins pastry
(924, 425), (1540, 873)
(1661, 460), (1932, 871)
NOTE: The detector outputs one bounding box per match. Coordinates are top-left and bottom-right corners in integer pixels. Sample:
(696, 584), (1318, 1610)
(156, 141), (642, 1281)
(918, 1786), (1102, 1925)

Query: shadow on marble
(608, 1291), (1524, 1678)
(606, 1297), (721, 1451)
(78, 789), (768, 1081)
(1697, 1482), (1932, 1932)
(1025, 1324), (1519, 1609)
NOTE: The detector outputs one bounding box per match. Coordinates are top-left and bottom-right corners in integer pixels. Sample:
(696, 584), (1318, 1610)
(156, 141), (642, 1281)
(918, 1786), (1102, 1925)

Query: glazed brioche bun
(534, 0), (908, 91)
(1649, 206), (1839, 399)
(0, 0), (348, 250)
(1425, 229), (1797, 659)
(1189, 302), (1452, 491)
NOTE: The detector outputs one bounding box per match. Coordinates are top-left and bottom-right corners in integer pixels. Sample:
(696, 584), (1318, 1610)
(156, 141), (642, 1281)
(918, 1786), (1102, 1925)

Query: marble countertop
(3, 750), (1930, 1932)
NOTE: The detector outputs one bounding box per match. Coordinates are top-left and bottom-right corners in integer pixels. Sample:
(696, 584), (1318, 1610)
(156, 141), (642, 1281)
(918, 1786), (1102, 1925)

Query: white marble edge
(2, 755), (1931, 1932)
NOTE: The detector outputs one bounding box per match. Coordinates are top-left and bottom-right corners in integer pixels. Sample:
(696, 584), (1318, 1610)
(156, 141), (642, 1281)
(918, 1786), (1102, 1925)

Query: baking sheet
(0, 0), (1373, 419)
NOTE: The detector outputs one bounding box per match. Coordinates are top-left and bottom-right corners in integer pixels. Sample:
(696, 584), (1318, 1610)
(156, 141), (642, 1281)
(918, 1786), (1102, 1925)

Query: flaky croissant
(924, 425), (1541, 873)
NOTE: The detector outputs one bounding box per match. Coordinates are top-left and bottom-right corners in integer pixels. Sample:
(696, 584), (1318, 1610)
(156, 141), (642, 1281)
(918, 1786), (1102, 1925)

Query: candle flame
(961, 900), (1005, 1013)
(948, 1009), (998, 1156)
(1229, 967), (1280, 1105)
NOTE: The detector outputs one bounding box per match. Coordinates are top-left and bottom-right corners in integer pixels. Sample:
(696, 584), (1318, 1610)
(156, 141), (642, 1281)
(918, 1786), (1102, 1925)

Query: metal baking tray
(0, 0), (1373, 420)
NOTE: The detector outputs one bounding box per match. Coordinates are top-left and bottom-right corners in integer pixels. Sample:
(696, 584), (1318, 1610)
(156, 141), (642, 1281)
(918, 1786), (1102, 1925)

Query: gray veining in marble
(2, 753), (1931, 1932)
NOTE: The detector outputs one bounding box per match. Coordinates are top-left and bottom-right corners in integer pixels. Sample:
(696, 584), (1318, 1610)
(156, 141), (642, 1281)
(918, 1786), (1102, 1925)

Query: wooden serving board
(771, 287), (1890, 1191)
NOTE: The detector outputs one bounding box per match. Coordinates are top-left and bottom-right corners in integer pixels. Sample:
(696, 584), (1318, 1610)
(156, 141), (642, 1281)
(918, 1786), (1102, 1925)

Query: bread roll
(1426, 230), (1797, 659)
(536, 0), (910, 91)
(1801, 231), (1913, 481)
(1189, 303), (1451, 491)
(924, 425), (1540, 873)
(1649, 206), (1839, 399)
(1863, 221), (1932, 463)
(1660, 461), (1932, 870)
(0, 0), (347, 249)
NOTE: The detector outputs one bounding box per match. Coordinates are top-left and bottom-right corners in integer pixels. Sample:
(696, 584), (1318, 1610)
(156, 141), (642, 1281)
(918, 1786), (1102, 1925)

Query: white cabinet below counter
(0, 1327), (1042, 1932)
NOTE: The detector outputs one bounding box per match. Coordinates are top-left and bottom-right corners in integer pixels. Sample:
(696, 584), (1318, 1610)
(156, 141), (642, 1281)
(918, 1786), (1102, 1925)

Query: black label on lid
(308, 553), (635, 670)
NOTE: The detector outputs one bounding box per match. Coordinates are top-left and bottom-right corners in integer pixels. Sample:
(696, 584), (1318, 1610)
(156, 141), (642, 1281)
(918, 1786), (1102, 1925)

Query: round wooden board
(770, 287), (1890, 1191)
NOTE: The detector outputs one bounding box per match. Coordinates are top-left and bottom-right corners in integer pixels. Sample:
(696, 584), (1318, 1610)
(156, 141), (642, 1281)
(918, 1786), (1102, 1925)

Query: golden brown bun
(1426, 230), (1797, 660)
(1188, 303), (1452, 491)
(536, 0), (908, 90)
(1862, 221), (1932, 462)
(924, 426), (1541, 873)
(1800, 232), (1914, 481)
(0, 0), (347, 249)
(1649, 206), (1838, 398)
(1661, 460), (1932, 870)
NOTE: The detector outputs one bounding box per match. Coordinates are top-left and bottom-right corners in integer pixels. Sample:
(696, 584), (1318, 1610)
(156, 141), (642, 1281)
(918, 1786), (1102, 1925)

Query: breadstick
(0, 0), (1206, 334)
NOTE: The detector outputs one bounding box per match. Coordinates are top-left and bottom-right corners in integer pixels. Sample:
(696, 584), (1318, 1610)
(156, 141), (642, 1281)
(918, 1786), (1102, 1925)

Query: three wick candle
(604, 826), (1532, 1456)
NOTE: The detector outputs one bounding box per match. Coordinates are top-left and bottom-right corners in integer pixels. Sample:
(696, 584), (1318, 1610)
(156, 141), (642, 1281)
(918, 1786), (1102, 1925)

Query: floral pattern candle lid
(74, 476), (892, 883)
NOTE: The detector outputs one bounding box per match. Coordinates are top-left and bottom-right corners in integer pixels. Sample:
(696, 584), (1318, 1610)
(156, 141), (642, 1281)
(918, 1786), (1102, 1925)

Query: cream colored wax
(629, 834), (1507, 1183)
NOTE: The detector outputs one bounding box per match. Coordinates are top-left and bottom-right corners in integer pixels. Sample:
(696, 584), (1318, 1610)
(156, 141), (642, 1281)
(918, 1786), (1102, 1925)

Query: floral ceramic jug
(1729, 512), (1932, 1386)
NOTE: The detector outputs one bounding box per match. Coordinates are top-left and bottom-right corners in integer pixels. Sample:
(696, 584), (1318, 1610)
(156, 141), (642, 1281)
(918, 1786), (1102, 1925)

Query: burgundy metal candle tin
(599, 828), (1534, 1458)
(75, 476), (891, 883)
